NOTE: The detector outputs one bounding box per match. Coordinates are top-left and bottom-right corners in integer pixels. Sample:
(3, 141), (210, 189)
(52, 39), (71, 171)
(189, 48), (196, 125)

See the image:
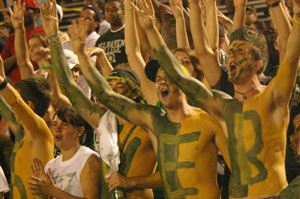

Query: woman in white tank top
(29, 106), (101, 199)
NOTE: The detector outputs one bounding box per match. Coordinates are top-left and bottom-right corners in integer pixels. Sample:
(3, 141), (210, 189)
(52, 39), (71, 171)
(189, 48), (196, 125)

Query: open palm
(8, 0), (26, 30)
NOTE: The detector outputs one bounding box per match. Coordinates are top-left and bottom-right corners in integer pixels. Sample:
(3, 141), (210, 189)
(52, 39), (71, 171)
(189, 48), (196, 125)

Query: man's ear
(77, 127), (85, 137)
(27, 100), (35, 112)
(253, 60), (264, 74)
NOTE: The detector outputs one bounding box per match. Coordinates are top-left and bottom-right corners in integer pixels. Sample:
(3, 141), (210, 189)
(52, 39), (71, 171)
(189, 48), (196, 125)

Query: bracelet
(124, 7), (133, 11)
(294, 14), (300, 25)
(267, 0), (281, 9)
(0, 78), (8, 91)
(42, 64), (54, 69)
(47, 33), (59, 41)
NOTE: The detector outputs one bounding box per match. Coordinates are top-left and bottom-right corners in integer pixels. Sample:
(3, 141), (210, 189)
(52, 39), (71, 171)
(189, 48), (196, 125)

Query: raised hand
(86, 47), (105, 57)
(131, 0), (155, 30)
(68, 18), (90, 54)
(40, 0), (58, 36)
(169, 0), (184, 18)
(8, 0), (26, 30)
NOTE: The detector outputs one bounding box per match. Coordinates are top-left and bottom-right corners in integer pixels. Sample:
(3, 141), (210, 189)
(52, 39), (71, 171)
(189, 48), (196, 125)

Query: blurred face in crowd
(174, 51), (197, 78)
(0, 26), (10, 39)
(155, 68), (184, 109)
(51, 115), (83, 150)
(104, 1), (124, 28)
(108, 78), (137, 101)
(227, 40), (257, 85)
(28, 37), (48, 63)
(245, 10), (257, 24)
(79, 9), (99, 34)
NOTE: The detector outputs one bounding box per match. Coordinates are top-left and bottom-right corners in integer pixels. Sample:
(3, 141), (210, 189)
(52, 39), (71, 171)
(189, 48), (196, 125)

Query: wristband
(0, 78), (8, 90)
(124, 7), (133, 11)
(47, 33), (59, 41)
(267, 0), (281, 9)
(42, 64), (54, 69)
(294, 13), (300, 25)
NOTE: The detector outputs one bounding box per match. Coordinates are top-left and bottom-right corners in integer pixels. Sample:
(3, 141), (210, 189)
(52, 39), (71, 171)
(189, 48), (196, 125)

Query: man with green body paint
(40, 1), (160, 198)
(136, 0), (300, 198)
(61, 1), (232, 199)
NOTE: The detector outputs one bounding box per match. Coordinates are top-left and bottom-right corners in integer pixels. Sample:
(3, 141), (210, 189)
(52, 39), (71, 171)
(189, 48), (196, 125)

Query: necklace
(234, 85), (259, 100)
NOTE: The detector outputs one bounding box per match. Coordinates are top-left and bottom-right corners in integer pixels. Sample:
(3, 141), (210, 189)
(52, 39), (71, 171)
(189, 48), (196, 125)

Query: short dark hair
(14, 75), (51, 117)
(230, 27), (268, 74)
(55, 106), (95, 149)
(106, 0), (124, 11)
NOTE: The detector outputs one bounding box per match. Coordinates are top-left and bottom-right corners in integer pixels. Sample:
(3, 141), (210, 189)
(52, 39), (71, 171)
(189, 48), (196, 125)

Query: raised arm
(87, 47), (113, 78)
(68, 18), (155, 129)
(8, 0), (34, 79)
(124, 0), (157, 105)
(267, 0), (292, 62)
(232, 0), (247, 31)
(0, 75), (52, 141)
(270, 1), (300, 106)
(169, 0), (190, 48)
(133, 0), (228, 116)
(206, 0), (219, 55)
(40, 0), (105, 129)
(188, 0), (222, 86)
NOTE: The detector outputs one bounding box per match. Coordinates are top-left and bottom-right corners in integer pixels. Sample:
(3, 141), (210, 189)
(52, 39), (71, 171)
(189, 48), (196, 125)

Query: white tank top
(45, 146), (99, 197)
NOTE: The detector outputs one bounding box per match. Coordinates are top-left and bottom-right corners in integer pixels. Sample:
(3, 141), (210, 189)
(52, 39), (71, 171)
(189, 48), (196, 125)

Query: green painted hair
(230, 27), (268, 74)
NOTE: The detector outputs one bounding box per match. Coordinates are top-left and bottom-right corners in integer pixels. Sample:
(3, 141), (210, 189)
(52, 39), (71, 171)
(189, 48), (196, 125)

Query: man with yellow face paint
(138, 0), (300, 198)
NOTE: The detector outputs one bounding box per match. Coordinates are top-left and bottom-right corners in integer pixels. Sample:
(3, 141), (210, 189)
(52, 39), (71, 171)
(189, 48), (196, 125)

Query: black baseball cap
(145, 60), (161, 82)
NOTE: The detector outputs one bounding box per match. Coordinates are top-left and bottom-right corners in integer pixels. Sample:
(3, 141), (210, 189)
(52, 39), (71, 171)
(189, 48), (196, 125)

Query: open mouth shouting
(160, 87), (169, 97)
(228, 62), (237, 75)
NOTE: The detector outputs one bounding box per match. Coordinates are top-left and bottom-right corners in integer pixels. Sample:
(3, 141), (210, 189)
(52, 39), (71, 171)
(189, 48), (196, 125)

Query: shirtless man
(0, 74), (53, 199)
(137, 0), (300, 198)
(62, 1), (231, 199)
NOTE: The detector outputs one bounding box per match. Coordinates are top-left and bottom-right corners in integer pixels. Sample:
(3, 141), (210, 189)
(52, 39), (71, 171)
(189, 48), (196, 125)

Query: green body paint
(10, 126), (26, 199)
(222, 102), (267, 197)
(153, 114), (201, 199)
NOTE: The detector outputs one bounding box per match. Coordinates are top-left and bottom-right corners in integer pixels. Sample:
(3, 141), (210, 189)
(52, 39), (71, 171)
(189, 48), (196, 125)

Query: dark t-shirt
(95, 27), (128, 68)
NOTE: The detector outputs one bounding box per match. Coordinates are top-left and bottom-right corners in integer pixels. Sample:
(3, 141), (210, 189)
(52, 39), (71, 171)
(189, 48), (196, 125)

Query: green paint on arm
(0, 95), (18, 131)
(49, 39), (106, 122)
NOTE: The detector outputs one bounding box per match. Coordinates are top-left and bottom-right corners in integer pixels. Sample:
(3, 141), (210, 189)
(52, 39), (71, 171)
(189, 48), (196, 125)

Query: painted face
(51, 116), (81, 150)
(227, 40), (256, 85)
(174, 51), (196, 78)
(108, 78), (135, 99)
(79, 9), (98, 34)
(104, 1), (124, 27)
(155, 68), (183, 109)
(28, 37), (46, 62)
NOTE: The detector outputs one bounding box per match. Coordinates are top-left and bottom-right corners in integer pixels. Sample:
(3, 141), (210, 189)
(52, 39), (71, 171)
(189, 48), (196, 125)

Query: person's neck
(166, 100), (194, 123)
(234, 75), (264, 101)
(61, 143), (81, 161)
(110, 24), (124, 32)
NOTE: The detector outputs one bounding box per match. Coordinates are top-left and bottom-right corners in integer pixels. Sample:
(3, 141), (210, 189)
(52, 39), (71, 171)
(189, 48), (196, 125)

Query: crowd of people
(0, 0), (299, 198)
